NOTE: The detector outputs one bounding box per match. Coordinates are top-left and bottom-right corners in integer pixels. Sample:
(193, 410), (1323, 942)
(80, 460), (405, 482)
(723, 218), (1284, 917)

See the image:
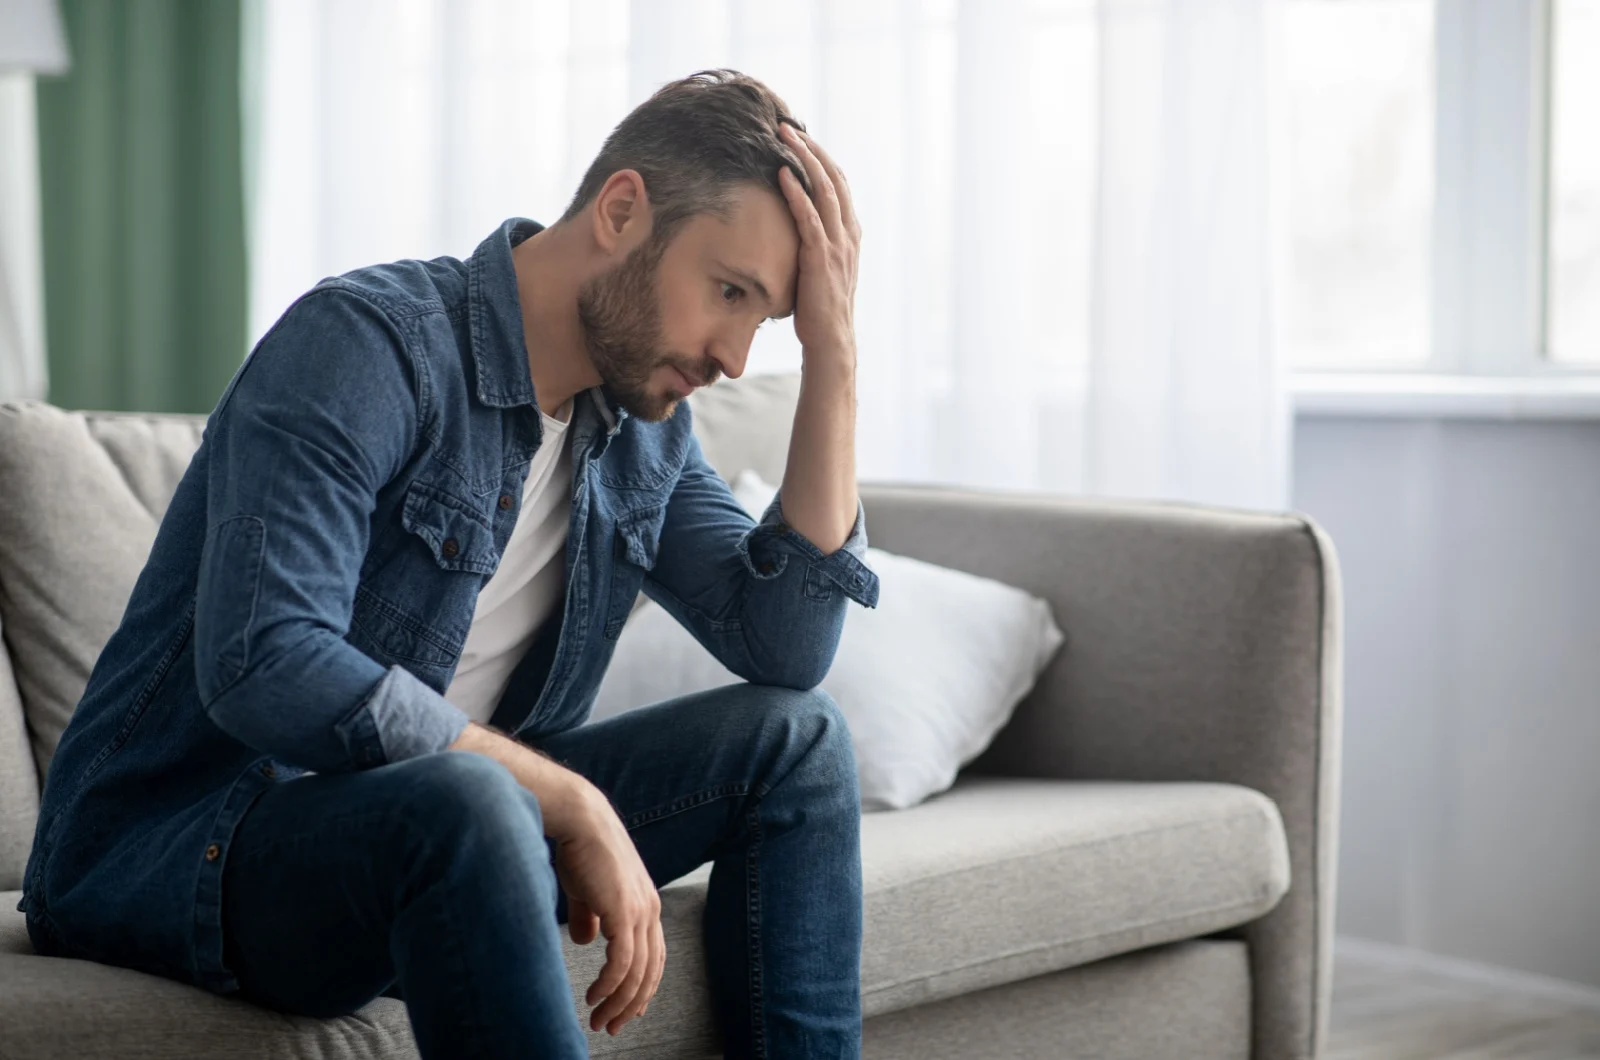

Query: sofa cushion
(0, 776), (1287, 1059)
(856, 777), (1288, 1012)
(0, 402), (208, 783)
(596, 469), (1067, 812)
(0, 611), (38, 891)
(679, 371), (799, 486)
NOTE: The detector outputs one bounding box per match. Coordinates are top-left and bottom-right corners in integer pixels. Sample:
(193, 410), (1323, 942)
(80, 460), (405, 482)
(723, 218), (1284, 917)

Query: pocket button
(442, 537), (460, 558)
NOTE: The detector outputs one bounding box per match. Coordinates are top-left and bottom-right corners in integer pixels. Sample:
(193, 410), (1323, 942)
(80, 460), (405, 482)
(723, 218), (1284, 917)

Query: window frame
(1291, 0), (1600, 415)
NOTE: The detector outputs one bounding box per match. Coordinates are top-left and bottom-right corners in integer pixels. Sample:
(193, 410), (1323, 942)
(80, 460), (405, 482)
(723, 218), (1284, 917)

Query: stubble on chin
(575, 238), (681, 423)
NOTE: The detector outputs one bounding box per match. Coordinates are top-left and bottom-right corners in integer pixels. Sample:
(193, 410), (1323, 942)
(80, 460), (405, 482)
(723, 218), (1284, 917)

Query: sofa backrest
(0, 373), (801, 891)
(0, 613), (37, 890)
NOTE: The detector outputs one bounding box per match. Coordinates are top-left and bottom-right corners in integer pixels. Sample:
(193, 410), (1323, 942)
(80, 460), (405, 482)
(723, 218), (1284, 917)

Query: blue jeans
(219, 683), (864, 1059)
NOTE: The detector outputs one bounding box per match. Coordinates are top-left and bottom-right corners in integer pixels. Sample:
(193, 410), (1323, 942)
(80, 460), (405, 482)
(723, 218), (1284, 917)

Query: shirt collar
(466, 217), (628, 438)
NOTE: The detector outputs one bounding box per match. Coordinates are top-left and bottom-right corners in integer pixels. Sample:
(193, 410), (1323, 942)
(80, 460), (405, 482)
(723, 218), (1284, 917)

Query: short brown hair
(558, 69), (814, 245)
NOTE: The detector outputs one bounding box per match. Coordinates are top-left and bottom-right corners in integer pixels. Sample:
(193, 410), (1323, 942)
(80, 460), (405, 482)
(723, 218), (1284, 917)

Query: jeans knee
(392, 752), (547, 875)
(758, 687), (858, 796)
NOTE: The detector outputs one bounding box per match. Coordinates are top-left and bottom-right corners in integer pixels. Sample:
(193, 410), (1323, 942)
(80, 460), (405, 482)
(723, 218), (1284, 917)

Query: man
(17, 69), (879, 1059)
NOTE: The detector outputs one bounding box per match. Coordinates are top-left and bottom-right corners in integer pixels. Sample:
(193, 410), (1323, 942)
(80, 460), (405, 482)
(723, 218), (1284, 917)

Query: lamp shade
(0, 0), (70, 75)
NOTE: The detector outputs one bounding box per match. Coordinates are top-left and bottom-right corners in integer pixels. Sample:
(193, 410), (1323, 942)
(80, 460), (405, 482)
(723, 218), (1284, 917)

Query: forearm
(778, 350), (858, 554)
(199, 623), (471, 773)
(448, 721), (596, 839)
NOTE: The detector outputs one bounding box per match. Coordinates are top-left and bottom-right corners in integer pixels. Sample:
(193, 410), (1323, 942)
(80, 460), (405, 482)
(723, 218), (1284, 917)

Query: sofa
(0, 374), (1342, 1059)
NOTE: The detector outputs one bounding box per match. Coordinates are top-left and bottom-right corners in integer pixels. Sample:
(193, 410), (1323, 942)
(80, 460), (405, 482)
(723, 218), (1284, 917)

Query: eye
(720, 282), (744, 304)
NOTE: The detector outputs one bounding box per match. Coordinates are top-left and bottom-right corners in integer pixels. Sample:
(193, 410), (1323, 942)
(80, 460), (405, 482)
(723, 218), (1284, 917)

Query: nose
(711, 339), (749, 381)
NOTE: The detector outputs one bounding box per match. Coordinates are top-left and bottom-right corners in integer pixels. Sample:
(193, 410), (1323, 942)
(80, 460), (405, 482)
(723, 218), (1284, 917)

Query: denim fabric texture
(16, 218), (879, 1055)
(225, 683), (863, 1059)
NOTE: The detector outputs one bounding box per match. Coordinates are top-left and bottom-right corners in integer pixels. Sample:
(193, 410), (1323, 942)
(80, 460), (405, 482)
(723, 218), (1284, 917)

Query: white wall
(1293, 414), (1600, 989)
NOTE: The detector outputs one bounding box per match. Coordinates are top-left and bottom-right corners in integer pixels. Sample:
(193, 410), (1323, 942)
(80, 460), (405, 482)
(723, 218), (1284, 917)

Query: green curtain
(36, 0), (246, 414)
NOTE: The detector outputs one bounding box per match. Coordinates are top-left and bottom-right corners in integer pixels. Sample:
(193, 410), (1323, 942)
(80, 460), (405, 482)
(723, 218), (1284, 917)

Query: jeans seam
(621, 783), (750, 830)
(421, 867), (499, 1055)
(746, 804), (767, 1060)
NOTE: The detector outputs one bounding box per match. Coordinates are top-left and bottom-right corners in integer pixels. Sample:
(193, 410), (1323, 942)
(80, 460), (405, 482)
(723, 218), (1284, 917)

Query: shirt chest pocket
(400, 482), (501, 576)
(603, 505), (666, 639)
(346, 482), (500, 674)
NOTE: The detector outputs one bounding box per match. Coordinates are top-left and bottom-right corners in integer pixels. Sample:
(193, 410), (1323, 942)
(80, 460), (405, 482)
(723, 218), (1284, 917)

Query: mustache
(668, 358), (721, 388)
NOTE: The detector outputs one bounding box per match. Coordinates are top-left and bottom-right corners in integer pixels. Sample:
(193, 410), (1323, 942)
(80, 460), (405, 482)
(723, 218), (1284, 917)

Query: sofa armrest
(859, 484), (1342, 1060)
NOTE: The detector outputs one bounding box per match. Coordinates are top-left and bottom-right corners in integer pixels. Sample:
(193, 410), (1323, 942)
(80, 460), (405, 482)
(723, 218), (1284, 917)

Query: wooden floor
(1328, 941), (1600, 1059)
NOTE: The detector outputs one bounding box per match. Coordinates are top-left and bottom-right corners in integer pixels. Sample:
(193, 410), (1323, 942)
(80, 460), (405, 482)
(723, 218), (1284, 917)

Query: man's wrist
(448, 721), (599, 840)
(800, 336), (856, 370)
(541, 768), (606, 841)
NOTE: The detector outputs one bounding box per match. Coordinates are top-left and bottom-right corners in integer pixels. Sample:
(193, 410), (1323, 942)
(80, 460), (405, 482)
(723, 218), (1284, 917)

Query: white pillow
(589, 472), (1066, 811)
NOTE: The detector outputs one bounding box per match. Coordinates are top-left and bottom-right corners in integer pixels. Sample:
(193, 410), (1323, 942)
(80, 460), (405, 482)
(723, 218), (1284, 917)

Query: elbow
(737, 605), (846, 690)
(738, 644), (836, 692)
(193, 627), (363, 773)
(195, 645), (251, 723)
(195, 640), (283, 751)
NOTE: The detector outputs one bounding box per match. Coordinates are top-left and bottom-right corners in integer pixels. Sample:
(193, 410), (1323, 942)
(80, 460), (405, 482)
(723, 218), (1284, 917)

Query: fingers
(585, 895), (666, 1035)
(607, 914), (665, 1031)
(568, 897), (599, 946)
(779, 165), (827, 248)
(780, 124), (847, 242)
(593, 921), (652, 1033)
(792, 127), (861, 241)
(586, 915), (634, 1008)
(631, 916), (665, 1021)
(646, 916), (666, 1011)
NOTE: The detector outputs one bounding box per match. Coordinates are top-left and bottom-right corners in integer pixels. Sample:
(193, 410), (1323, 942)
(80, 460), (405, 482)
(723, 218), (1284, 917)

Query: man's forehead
(682, 189), (799, 311)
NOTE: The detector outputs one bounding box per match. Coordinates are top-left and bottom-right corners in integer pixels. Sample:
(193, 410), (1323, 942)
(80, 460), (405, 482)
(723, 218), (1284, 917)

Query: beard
(576, 235), (712, 423)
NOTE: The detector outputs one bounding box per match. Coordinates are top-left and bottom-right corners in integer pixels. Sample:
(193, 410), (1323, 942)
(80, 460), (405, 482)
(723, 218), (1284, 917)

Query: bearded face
(576, 233), (716, 423)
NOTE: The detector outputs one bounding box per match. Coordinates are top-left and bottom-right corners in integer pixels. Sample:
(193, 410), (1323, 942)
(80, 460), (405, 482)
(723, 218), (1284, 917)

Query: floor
(1327, 942), (1600, 1059)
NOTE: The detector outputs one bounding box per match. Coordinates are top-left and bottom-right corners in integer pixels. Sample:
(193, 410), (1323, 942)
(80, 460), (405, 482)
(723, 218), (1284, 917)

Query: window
(1548, 0), (1600, 364)
(1282, 0), (1598, 378)
(1281, 0), (1434, 368)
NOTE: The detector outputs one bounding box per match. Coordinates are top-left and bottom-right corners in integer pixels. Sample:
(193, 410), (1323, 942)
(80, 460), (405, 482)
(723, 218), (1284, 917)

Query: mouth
(667, 364), (697, 396)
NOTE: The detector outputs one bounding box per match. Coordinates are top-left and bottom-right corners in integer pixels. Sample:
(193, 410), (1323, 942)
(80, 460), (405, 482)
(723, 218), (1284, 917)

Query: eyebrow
(717, 261), (794, 320)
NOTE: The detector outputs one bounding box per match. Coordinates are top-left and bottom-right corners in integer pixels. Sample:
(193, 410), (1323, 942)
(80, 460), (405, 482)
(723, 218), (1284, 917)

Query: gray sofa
(0, 377), (1341, 1059)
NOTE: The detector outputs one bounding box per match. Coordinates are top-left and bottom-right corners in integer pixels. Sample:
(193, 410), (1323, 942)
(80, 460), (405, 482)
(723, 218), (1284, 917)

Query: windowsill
(1293, 373), (1600, 420)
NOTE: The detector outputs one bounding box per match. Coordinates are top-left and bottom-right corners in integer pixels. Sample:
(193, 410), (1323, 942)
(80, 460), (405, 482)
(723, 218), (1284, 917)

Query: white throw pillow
(590, 471), (1066, 811)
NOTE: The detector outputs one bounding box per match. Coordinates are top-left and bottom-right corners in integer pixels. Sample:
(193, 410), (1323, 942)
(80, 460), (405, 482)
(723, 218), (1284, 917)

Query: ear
(590, 169), (651, 255)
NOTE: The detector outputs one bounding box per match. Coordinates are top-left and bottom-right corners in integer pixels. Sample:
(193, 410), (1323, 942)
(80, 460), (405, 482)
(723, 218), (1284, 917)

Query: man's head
(561, 69), (812, 422)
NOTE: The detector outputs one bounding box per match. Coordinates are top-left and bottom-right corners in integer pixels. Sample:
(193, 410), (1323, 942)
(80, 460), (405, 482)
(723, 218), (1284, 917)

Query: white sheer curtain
(0, 75), (51, 403)
(245, 0), (1287, 510)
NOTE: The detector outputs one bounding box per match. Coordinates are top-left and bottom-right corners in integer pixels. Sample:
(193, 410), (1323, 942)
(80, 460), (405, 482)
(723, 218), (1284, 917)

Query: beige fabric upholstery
(681, 372), (800, 485)
(863, 939), (1251, 1060)
(860, 485), (1343, 1060)
(0, 612), (37, 891)
(0, 402), (208, 784)
(856, 778), (1285, 1013)
(0, 777), (1281, 1058)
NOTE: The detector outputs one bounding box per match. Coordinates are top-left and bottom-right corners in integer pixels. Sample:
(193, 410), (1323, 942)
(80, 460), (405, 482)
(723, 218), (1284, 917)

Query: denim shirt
(17, 218), (880, 993)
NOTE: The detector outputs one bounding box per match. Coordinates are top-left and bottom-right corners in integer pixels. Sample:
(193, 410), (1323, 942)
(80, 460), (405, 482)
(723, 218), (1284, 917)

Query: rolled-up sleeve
(642, 425), (880, 691)
(740, 491), (879, 608)
(194, 286), (470, 773)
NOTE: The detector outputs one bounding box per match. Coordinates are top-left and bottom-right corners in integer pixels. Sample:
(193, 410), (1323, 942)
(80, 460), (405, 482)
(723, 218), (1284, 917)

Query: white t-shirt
(443, 398), (574, 723)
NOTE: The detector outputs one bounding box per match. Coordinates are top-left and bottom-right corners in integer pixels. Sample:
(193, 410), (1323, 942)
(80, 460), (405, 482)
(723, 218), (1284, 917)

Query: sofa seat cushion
(856, 776), (1289, 1012)
(0, 776), (1287, 1059)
